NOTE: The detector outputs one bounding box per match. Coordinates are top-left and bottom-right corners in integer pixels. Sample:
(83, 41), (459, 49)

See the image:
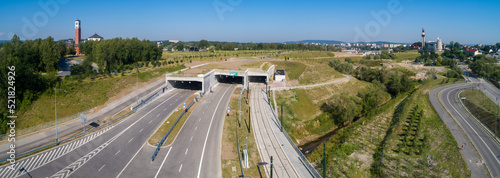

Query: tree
(328, 59), (341, 69)
(321, 94), (361, 125)
(426, 68), (438, 79)
(199, 39), (209, 49)
(176, 42), (185, 51)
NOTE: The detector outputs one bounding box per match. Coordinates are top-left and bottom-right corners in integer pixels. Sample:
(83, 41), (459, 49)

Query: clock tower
(75, 20), (81, 55)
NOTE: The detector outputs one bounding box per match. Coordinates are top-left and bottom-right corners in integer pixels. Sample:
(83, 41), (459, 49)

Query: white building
(275, 69), (286, 82)
(87, 33), (103, 41)
(426, 37), (444, 52)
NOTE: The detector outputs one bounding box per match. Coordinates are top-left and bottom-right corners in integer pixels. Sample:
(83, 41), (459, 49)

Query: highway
(0, 79), (168, 161)
(250, 83), (300, 178)
(0, 89), (194, 178)
(460, 65), (500, 106)
(430, 81), (500, 177)
(117, 84), (234, 178)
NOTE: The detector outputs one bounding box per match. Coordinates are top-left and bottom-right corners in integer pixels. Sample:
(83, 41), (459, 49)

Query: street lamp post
(258, 161), (283, 178)
(136, 64), (139, 104)
(497, 97), (499, 137)
(54, 88), (58, 143)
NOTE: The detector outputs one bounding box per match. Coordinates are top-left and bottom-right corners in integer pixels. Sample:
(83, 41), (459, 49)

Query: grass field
(269, 61), (307, 80)
(393, 52), (421, 62)
(221, 89), (262, 178)
(148, 94), (197, 146)
(298, 64), (344, 85)
(461, 89), (500, 137)
(305, 78), (469, 177)
(162, 50), (281, 62)
(275, 79), (380, 145)
(16, 64), (185, 130)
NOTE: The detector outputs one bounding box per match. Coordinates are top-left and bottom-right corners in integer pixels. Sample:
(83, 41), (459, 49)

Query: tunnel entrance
(216, 75), (244, 84)
(168, 80), (202, 90)
(248, 76), (267, 83)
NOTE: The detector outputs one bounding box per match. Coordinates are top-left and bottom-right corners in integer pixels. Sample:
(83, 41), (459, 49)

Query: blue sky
(1, 0), (499, 44)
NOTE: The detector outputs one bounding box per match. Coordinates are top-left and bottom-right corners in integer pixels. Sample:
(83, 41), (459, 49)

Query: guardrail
(151, 94), (200, 161)
(0, 86), (168, 164)
(0, 108), (93, 141)
(267, 97), (322, 178)
(131, 87), (166, 111)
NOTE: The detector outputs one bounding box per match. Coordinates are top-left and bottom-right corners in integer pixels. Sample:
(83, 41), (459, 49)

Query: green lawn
(221, 89), (262, 178)
(269, 61), (307, 80)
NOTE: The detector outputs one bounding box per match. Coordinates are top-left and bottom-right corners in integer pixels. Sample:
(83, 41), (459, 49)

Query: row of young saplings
(395, 105), (429, 156)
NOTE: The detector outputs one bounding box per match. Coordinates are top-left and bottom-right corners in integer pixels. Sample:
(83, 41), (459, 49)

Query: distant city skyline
(1, 0), (499, 45)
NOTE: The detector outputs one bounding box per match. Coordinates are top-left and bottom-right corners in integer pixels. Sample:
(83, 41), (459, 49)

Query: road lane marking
(98, 164), (106, 172)
(164, 108), (167, 111)
(115, 150), (121, 155)
(116, 92), (184, 178)
(185, 148), (189, 155)
(197, 86), (232, 178)
(155, 146), (173, 178)
(149, 120), (153, 124)
(190, 136), (193, 141)
(195, 126), (197, 130)
(446, 88), (500, 166)
(139, 128), (144, 133)
(179, 164), (183, 172)
(157, 113), (161, 117)
(54, 92), (182, 178)
(128, 138), (134, 143)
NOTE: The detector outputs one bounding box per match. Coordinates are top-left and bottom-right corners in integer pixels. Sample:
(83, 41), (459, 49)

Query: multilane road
(430, 70), (500, 177)
(0, 89), (194, 178)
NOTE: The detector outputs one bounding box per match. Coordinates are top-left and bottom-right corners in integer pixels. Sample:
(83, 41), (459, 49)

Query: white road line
(116, 142), (147, 178)
(164, 108), (167, 111)
(55, 144), (67, 157)
(170, 103), (172, 106)
(447, 89), (500, 165)
(155, 146), (173, 178)
(42, 149), (55, 164)
(190, 136), (193, 141)
(149, 120), (153, 124)
(116, 93), (182, 178)
(185, 148), (189, 155)
(197, 86), (232, 178)
(25, 155), (40, 171)
(139, 128), (144, 133)
(98, 164), (106, 172)
(115, 150), (121, 156)
(179, 164), (183, 172)
(34, 150), (49, 168)
(195, 126), (197, 130)
(157, 113), (161, 117)
(128, 138), (134, 143)
(7, 159), (26, 178)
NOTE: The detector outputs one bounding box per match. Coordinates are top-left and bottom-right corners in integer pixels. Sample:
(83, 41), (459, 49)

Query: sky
(1, 0), (499, 44)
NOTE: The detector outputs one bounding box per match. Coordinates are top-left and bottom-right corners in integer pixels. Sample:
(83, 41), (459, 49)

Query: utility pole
(280, 104), (283, 132)
(323, 142), (326, 178)
(54, 88), (58, 143)
(270, 156), (273, 178)
(137, 65), (139, 103)
(249, 106), (251, 133)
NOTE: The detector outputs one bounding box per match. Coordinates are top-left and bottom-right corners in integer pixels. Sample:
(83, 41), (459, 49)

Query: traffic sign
(227, 107), (230, 113)
(461, 97), (466, 100)
(230, 72), (238, 76)
(183, 102), (186, 109)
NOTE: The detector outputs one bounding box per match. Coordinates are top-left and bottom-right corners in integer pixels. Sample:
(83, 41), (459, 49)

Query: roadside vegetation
(306, 78), (468, 177)
(221, 89), (262, 178)
(461, 89), (500, 137)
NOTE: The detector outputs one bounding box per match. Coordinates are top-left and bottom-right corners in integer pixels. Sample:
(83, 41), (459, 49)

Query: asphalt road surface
(117, 84), (235, 178)
(0, 79), (167, 161)
(0, 89), (194, 178)
(431, 82), (500, 177)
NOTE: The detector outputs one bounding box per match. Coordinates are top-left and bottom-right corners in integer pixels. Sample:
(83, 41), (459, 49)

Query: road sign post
(183, 102), (186, 110)
(80, 113), (87, 133)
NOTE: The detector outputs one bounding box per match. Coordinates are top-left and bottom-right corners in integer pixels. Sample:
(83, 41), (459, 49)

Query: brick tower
(75, 19), (81, 55)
